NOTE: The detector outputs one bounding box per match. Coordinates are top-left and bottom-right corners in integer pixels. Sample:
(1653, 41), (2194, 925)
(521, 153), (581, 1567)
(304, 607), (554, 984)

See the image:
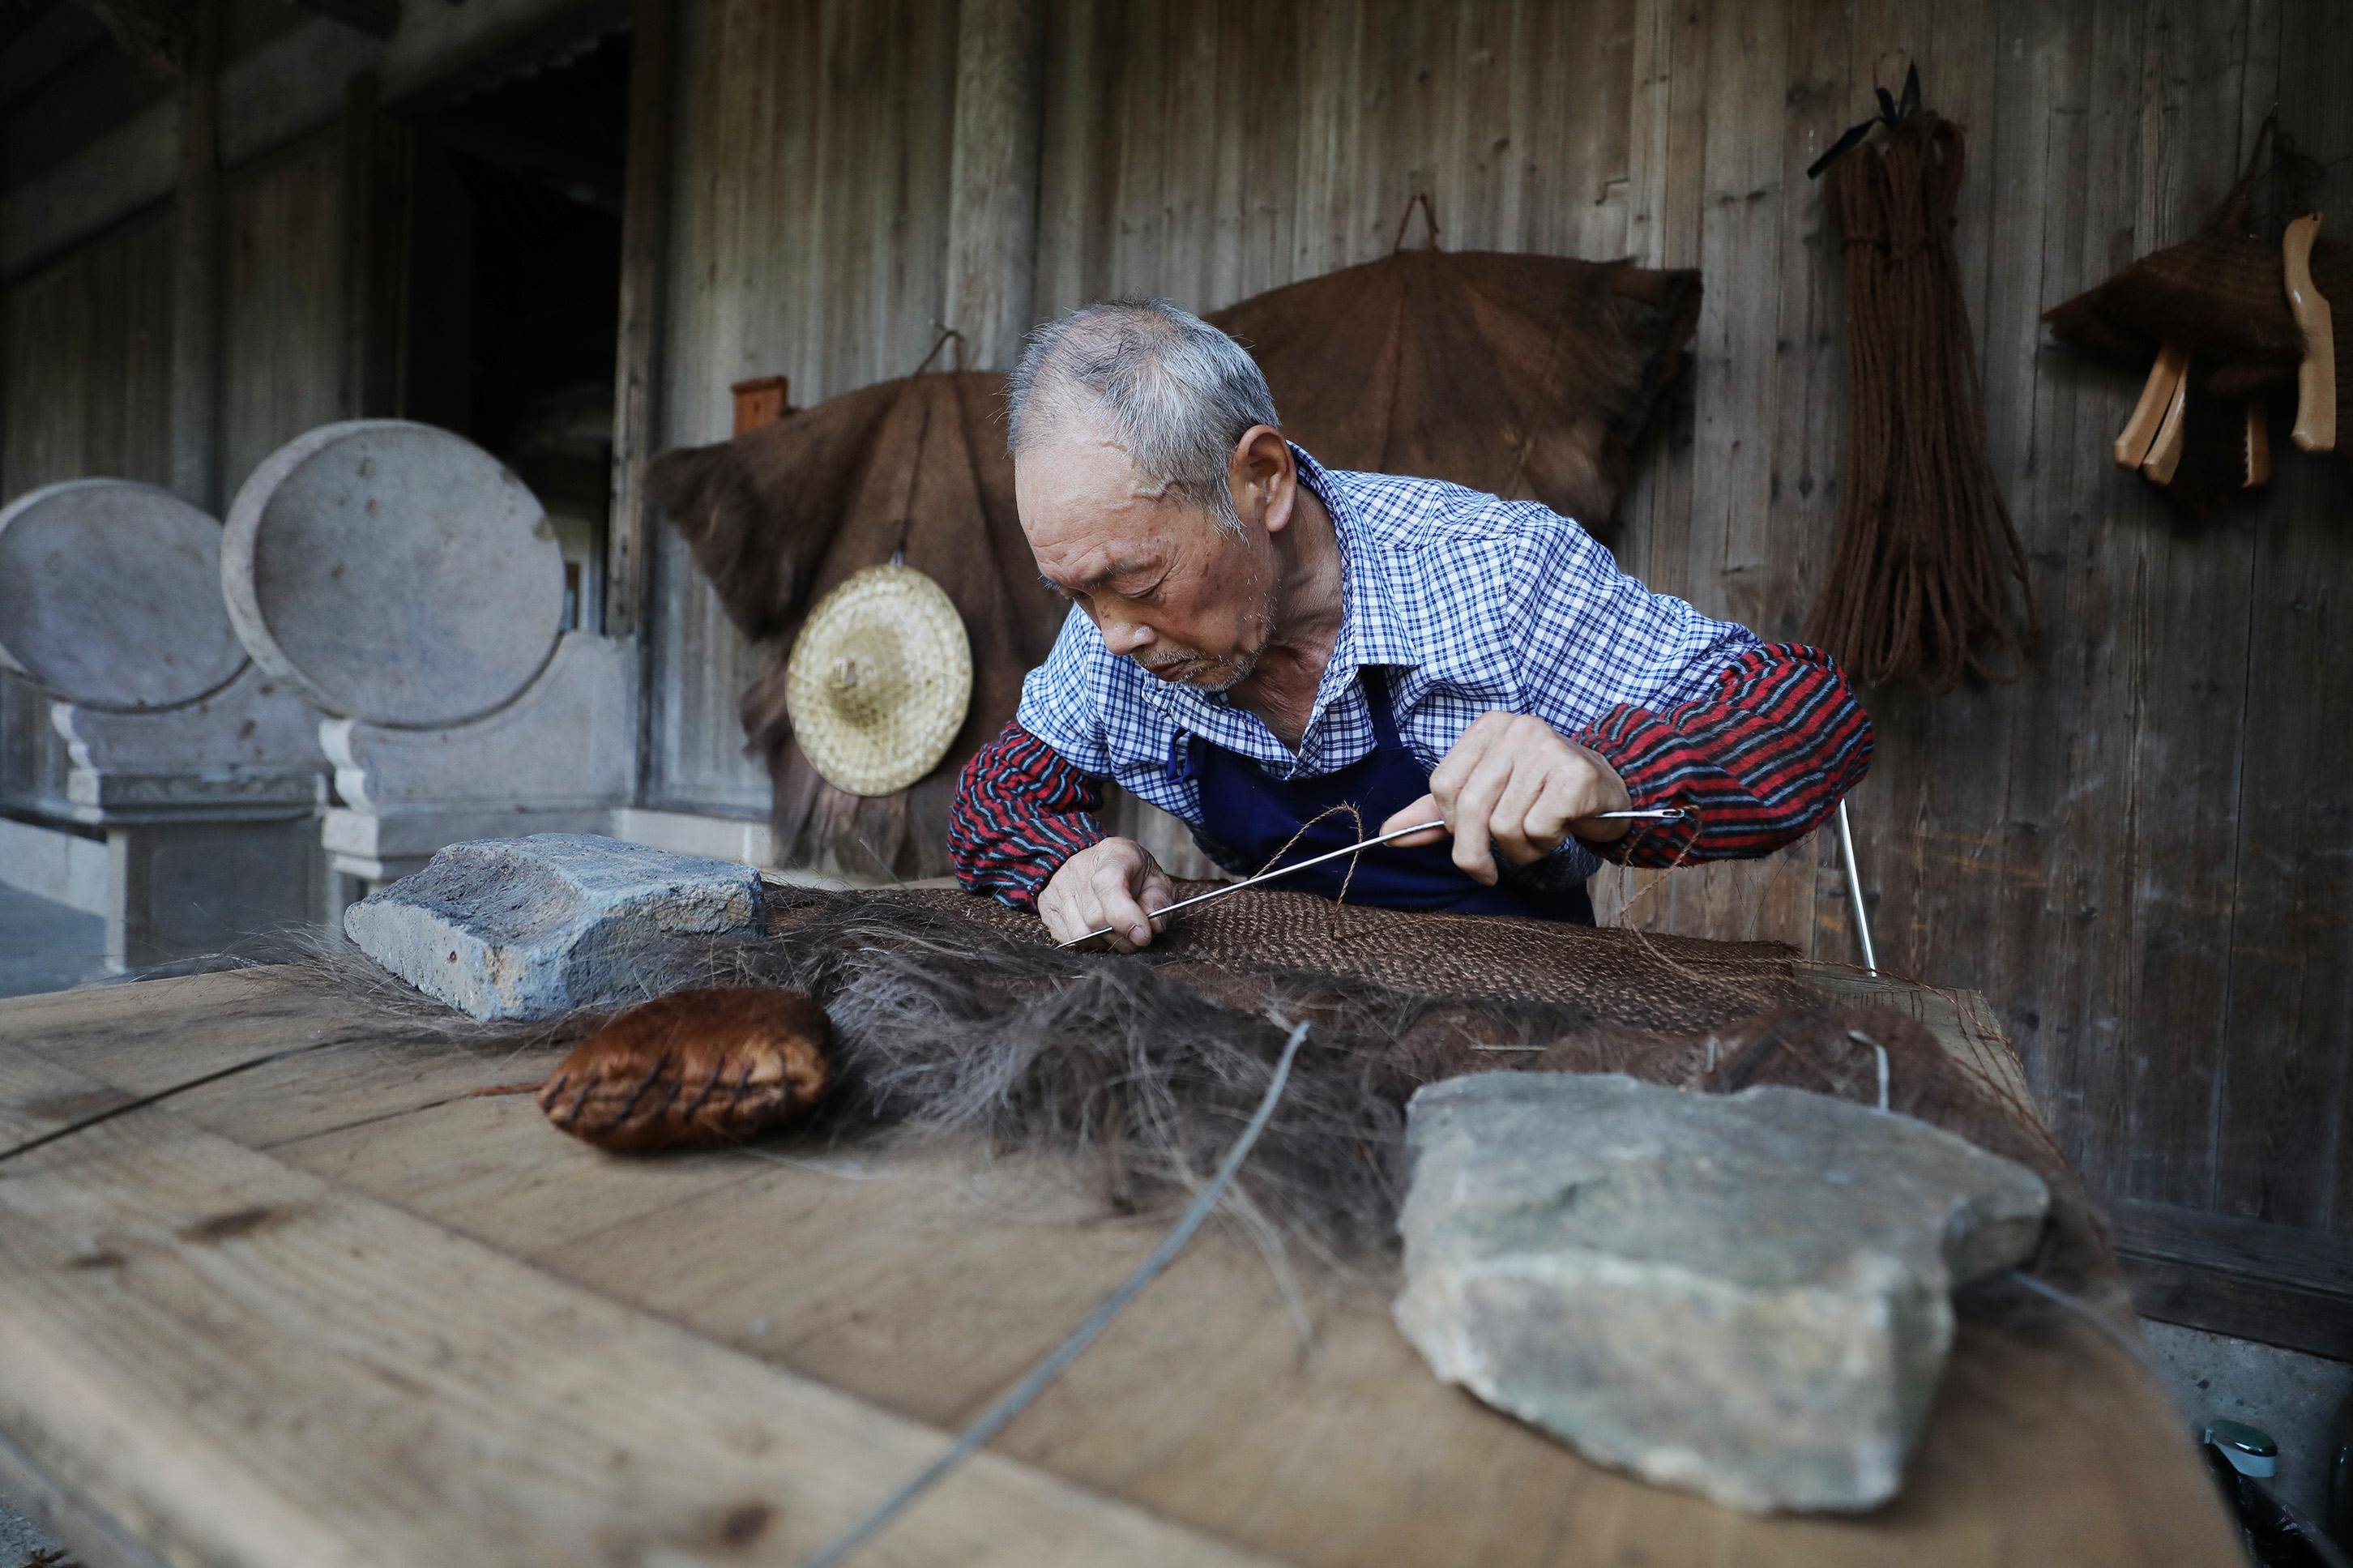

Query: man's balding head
(1008, 300), (1308, 694)
(1006, 298), (1278, 532)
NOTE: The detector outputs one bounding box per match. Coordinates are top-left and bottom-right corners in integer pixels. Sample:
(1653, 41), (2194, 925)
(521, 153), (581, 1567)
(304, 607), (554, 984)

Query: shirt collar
(1294, 444), (1420, 673)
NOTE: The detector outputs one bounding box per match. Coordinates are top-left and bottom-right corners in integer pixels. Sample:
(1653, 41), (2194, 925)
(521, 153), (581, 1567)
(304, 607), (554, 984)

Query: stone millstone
(343, 835), (767, 1022)
(222, 420), (565, 728)
(0, 479), (248, 710)
(1393, 1073), (2049, 1514)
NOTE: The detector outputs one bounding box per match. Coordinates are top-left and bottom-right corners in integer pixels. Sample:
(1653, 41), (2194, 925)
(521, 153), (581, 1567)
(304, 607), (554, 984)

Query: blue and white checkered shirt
(1013, 446), (1760, 883)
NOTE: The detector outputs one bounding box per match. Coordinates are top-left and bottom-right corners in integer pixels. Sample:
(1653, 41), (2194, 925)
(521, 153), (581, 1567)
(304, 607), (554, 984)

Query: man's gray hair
(1006, 297), (1279, 531)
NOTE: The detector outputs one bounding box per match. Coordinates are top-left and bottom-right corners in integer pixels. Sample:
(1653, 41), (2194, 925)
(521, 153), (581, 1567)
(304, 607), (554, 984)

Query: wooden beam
(2112, 1198), (2353, 1362)
(292, 0), (399, 40)
(0, 0), (604, 279)
(602, 0), (670, 640)
(165, 0), (219, 511)
(0, 0), (103, 110)
(941, 0), (1043, 369)
(339, 69), (410, 419)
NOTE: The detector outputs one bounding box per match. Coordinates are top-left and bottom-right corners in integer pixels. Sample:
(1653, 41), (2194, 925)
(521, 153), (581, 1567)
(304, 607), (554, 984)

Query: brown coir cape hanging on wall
(1807, 77), (2036, 694)
(1208, 202), (1701, 534)
(647, 370), (1064, 878)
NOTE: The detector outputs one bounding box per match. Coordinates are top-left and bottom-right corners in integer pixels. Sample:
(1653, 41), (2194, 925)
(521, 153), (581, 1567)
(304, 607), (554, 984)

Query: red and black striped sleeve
(1574, 643), (1873, 866)
(948, 719), (1108, 909)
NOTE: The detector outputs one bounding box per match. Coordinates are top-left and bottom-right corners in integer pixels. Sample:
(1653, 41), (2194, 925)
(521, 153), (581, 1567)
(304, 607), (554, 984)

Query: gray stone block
(1393, 1073), (2049, 1514)
(343, 834), (767, 1021)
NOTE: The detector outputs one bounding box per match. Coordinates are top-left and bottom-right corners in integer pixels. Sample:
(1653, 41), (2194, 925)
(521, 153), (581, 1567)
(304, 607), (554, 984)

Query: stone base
(50, 664), (327, 823)
(0, 805), (325, 968)
(0, 812), (107, 915)
(324, 633), (635, 816)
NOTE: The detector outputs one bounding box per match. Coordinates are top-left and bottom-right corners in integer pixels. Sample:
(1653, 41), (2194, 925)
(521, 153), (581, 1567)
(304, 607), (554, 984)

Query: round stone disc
(0, 479), (248, 711)
(223, 420), (564, 728)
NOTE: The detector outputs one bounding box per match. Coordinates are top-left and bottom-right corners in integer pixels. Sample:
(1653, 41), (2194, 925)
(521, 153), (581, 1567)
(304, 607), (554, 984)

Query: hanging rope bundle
(1808, 89), (2036, 694)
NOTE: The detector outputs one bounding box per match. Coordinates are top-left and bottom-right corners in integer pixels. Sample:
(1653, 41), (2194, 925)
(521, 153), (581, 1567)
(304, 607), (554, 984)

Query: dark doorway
(399, 28), (630, 631)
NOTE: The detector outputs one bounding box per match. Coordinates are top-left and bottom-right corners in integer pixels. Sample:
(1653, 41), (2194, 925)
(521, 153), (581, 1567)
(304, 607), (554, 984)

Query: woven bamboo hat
(784, 563), (972, 797)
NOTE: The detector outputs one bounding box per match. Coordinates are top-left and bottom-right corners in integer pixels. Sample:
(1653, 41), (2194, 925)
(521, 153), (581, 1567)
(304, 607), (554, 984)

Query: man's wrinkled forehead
(1018, 434), (1191, 549)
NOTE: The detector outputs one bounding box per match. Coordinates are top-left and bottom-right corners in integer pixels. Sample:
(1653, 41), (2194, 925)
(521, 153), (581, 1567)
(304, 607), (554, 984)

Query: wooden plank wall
(0, 207), (177, 499)
(651, 0), (2353, 1265)
(0, 132), (347, 511)
(0, 205), (178, 807)
(647, 0), (960, 812)
(0, 130), (348, 811)
(220, 134), (348, 506)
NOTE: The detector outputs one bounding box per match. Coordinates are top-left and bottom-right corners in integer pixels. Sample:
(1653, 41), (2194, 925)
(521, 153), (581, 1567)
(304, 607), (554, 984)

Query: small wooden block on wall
(731, 376), (792, 434)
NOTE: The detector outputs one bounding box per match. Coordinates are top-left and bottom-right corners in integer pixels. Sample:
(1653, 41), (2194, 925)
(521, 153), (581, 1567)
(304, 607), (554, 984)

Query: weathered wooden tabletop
(0, 965), (2245, 1567)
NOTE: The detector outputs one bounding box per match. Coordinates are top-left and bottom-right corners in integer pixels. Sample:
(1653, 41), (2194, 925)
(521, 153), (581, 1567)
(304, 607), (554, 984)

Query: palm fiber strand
(298, 885), (2097, 1287)
(1809, 113), (2036, 693)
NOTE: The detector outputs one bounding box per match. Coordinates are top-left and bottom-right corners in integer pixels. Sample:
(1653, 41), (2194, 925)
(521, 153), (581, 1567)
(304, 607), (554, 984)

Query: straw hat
(784, 563), (972, 797)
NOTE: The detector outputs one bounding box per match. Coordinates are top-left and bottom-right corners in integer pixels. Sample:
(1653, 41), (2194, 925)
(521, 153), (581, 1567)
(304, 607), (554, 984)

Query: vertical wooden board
(648, 0), (959, 814)
(1774, 0), (1864, 964)
(1888, 0), (2044, 1028)
(1, 207), (176, 500)
(1863, 0), (2049, 1140)
(1548, 0), (1636, 261)
(2222, 0), (2350, 1232)
(221, 135), (347, 506)
(2112, 0), (2266, 1212)
(1228, 0), (1300, 303)
(1599, 0), (1708, 929)
(1931, 0), (2139, 1181)
(1643, 0), (1803, 950)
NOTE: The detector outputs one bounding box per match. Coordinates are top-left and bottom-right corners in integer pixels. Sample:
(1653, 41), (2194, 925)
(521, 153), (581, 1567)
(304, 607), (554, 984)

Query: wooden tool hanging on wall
(2047, 116), (2344, 513)
(2284, 212), (2342, 453)
(1804, 68), (2036, 695)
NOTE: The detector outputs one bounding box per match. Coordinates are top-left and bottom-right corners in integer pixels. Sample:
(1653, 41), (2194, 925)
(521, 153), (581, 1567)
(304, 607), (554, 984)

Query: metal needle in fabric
(1058, 808), (1689, 950)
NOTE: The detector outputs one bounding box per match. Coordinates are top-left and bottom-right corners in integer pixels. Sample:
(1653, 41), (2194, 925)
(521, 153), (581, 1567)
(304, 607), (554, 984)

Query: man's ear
(1228, 425), (1296, 536)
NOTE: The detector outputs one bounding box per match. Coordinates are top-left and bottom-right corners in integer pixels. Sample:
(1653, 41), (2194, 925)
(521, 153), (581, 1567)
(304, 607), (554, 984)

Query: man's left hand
(1381, 712), (1633, 884)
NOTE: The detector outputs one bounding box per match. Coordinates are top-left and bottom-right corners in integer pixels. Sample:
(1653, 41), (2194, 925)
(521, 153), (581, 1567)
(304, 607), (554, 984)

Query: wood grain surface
(0, 969), (2248, 1566)
(0, 977), (1274, 1568)
(2, 0), (2342, 1365)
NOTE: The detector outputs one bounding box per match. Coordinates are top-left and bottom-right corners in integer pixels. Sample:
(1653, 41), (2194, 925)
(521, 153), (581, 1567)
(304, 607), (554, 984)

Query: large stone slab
(343, 834), (767, 1021)
(222, 420), (565, 728)
(0, 479), (248, 711)
(1394, 1072), (2049, 1514)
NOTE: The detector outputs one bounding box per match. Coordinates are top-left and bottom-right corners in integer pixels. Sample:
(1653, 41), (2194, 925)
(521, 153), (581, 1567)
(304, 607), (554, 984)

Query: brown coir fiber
(307, 883), (2083, 1271)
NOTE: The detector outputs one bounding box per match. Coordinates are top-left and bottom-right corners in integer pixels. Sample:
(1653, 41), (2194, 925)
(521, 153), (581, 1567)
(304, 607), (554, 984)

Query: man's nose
(1098, 613), (1153, 656)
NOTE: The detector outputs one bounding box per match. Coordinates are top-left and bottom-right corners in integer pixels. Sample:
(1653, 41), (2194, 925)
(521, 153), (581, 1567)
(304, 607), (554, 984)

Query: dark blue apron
(1174, 668), (1595, 924)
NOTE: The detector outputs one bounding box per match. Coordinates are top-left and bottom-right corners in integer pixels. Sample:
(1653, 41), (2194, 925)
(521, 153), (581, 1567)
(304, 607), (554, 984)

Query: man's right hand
(1037, 837), (1176, 951)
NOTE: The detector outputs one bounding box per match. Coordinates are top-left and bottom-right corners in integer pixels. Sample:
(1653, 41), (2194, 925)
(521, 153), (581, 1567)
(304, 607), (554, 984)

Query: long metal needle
(1057, 807), (1687, 949)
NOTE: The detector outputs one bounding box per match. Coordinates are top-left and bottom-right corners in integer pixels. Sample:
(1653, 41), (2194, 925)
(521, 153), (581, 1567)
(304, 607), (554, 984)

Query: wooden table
(0, 967), (2246, 1567)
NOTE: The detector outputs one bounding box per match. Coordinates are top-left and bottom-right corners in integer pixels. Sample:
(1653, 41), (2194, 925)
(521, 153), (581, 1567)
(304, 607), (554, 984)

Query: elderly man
(949, 298), (1872, 950)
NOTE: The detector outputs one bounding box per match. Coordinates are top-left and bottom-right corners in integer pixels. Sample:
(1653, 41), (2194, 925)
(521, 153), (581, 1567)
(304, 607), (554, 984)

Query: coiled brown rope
(1809, 111), (2037, 694)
